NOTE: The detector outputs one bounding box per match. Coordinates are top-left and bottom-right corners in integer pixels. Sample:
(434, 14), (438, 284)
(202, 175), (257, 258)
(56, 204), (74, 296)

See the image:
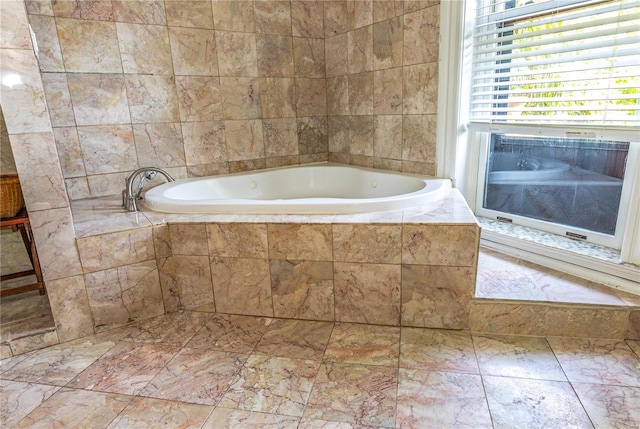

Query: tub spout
(123, 167), (175, 212)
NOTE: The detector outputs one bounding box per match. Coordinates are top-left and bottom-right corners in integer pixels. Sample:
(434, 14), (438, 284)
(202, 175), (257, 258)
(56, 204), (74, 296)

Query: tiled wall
(25, 0), (441, 201)
(75, 221), (479, 331)
(0, 0), (94, 346)
(325, 1), (440, 174)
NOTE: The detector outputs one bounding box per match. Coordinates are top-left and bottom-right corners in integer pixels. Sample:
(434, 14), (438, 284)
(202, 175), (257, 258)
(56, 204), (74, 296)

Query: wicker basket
(0, 174), (25, 218)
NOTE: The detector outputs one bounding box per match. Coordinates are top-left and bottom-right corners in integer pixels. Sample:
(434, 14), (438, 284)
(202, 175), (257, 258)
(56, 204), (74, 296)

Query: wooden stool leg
(17, 223), (35, 267)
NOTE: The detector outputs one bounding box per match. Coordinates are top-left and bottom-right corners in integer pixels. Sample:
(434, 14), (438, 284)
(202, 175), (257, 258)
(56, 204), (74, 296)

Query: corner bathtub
(143, 163), (451, 214)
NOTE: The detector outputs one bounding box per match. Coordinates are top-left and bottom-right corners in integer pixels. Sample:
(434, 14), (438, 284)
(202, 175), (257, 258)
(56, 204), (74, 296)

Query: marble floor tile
(396, 368), (492, 429)
(140, 348), (247, 405)
(219, 354), (320, 417)
(547, 337), (640, 387)
(572, 382), (640, 429)
(185, 313), (272, 353)
(324, 323), (400, 367)
(106, 396), (213, 428)
(483, 375), (593, 429)
(254, 319), (334, 360)
(202, 407), (300, 428)
(1, 336), (116, 386)
(304, 362), (398, 427)
(473, 334), (566, 381)
(102, 311), (212, 347)
(400, 327), (479, 374)
(11, 388), (132, 429)
(0, 380), (60, 427)
(68, 342), (180, 395)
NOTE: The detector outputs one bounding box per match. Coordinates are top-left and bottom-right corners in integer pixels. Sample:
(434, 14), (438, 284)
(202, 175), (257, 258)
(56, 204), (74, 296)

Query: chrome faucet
(123, 167), (175, 212)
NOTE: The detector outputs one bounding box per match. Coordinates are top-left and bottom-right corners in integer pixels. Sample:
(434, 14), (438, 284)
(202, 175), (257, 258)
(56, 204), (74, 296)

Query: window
(467, 0), (640, 249)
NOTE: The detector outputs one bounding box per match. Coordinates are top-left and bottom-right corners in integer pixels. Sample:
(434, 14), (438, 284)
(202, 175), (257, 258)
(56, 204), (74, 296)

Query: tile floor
(1, 311), (639, 428)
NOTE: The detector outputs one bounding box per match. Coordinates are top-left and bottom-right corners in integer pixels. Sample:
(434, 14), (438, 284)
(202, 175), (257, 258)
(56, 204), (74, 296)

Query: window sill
(478, 217), (640, 296)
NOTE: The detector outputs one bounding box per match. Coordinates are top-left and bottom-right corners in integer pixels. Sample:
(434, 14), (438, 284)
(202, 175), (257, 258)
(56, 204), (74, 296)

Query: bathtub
(142, 163), (451, 214)
(488, 152), (570, 182)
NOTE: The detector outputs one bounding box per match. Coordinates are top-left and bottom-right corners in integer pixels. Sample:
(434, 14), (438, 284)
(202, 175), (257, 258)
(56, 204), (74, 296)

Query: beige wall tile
(374, 68), (403, 115)
(67, 74), (129, 126)
(263, 118), (299, 157)
(324, 1), (347, 36)
(46, 275), (95, 342)
(112, 0), (167, 25)
(271, 259), (334, 320)
(56, 18), (121, 73)
(225, 119), (265, 161)
(401, 265), (473, 329)
(469, 303), (546, 336)
(77, 227), (155, 273)
(182, 120), (227, 165)
(373, 16), (403, 70)
(626, 310), (640, 340)
(157, 256), (181, 313)
(374, 115), (402, 160)
(165, 0), (213, 29)
(0, 0), (32, 48)
(25, 0), (54, 16)
(297, 116), (328, 155)
(348, 0), (373, 29)
(11, 132), (68, 211)
(174, 255), (214, 310)
(152, 225), (172, 259)
(41, 73), (75, 127)
(211, 257), (273, 316)
(349, 115), (374, 156)
(255, 1), (292, 35)
(326, 76), (349, 116)
(295, 78), (327, 116)
(268, 224), (332, 261)
(169, 27), (218, 76)
(169, 223), (208, 256)
(85, 260), (164, 327)
(402, 114), (436, 163)
(220, 77), (261, 120)
(291, 1), (324, 38)
(545, 308), (629, 339)
(257, 34), (294, 77)
(77, 125), (137, 175)
(325, 33), (348, 77)
(53, 127), (85, 178)
(348, 26), (374, 74)
(260, 78), (296, 118)
(334, 262), (401, 325)
(29, 207), (83, 280)
(293, 37), (325, 78)
(403, 5), (439, 66)
(0, 49), (52, 134)
(402, 224), (478, 266)
(374, 1), (404, 23)
(333, 225), (402, 263)
(116, 23), (172, 75)
(64, 177), (90, 200)
(403, 62), (438, 114)
(52, 0), (113, 19)
(328, 115), (349, 153)
(125, 75), (179, 124)
(132, 123), (186, 168)
(207, 223), (268, 258)
(216, 31), (258, 77)
(212, 1), (255, 32)
(176, 76), (223, 122)
(349, 72), (374, 115)
(27, 14), (64, 72)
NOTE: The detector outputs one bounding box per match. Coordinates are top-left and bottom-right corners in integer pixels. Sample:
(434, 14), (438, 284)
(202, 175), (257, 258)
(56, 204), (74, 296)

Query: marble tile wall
(1, 0), (94, 344)
(25, 0), (442, 201)
(106, 220), (478, 330)
(26, 0), (331, 200)
(326, 0), (441, 175)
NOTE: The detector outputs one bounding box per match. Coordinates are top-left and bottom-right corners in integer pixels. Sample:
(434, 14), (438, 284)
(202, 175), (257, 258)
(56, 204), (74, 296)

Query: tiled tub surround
(72, 186), (480, 331)
(25, 0), (443, 202)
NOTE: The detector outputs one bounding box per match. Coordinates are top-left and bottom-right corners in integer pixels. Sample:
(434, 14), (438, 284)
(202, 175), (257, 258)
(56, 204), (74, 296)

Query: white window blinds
(469, 0), (640, 132)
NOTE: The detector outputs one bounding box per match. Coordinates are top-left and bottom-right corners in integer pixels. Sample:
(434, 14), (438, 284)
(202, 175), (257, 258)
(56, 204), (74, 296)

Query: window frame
(436, 0), (640, 271)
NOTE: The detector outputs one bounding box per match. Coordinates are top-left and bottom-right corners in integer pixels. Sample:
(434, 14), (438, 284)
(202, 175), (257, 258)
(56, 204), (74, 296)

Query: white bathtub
(142, 163), (451, 214)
